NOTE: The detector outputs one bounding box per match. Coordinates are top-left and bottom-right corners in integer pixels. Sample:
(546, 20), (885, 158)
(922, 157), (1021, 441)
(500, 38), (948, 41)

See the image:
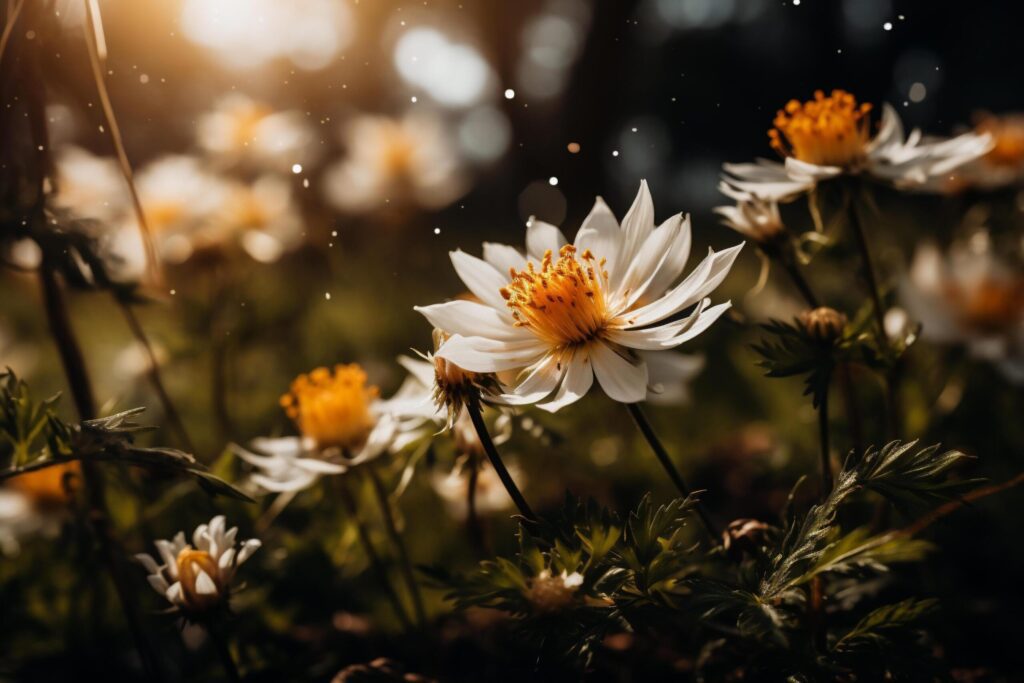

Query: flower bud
(798, 307), (847, 343)
(721, 518), (772, 559)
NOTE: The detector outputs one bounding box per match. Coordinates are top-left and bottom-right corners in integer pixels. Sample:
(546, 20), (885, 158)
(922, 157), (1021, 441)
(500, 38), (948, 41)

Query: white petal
(611, 213), (684, 310)
(295, 457), (348, 474)
(638, 214), (692, 301)
(436, 334), (547, 373)
(482, 242), (526, 273)
(618, 180), (655, 266)
(449, 250), (510, 311)
(414, 300), (528, 341)
(574, 196), (623, 282)
(590, 342), (648, 404)
(642, 350), (705, 405)
(147, 574), (170, 595)
(194, 569), (218, 596)
(165, 582), (184, 606)
(135, 553), (161, 575)
(525, 218), (568, 259)
(219, 547), (236, 570)
(537, 349), (594, 413)
(490, 352), (565, 406)
(237, 539), (261, 564)
(252, 471), (319, 493)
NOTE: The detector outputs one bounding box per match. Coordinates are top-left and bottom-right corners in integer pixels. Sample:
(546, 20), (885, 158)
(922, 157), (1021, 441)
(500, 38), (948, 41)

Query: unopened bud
(798, 307), (847, 343)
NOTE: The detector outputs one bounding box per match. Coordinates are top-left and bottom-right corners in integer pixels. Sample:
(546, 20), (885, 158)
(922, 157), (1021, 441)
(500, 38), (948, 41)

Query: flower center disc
(501, 244), (609, 347)
(769, 89), (872, 167)
(945, 278), (1024, 333)
(280, 364), (379, 450)
(176, 547), (222, 609)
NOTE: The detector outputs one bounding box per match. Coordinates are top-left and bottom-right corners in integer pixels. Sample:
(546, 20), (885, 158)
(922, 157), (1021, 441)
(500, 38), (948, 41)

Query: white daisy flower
(235, 364), (400, 495)
(414, 181), (743, 411)
(323, 110), (466, 214)
(211, 175), (305, 264)
(900, 234), (1024, 383)
(936, 112), (1024, 191)
(713, 186), (785, 245)
(721, 89), (992, 202)
(135, 515), (260, 616)
(431, 456), (524, 521)
(197, 93), (319, 173)
(51, 145), (128, 223)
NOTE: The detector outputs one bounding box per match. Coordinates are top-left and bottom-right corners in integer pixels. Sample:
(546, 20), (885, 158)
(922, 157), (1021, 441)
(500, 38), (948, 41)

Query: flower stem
(625, 402), (719, 540)
(206, 624), (241, 683)
(38, 266), (166, 683)
(116, 298), (195, 453)
(847, 192), (887, 345)
(366, 465), (427, 628)
(817, 384), (833, 500)
(466, 395), (537, 523)
(335, 477), (414, 632)
(465, 454), (488, 555)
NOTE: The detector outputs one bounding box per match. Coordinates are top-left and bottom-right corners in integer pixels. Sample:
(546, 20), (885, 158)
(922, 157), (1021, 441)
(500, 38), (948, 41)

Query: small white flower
(415, 181), (742, 411)
(196, 93), (319, 173)
(136, 515), (260, 616)
(721, 89), (992, 202)
(935, 113), (1024, 191)
(51, 145), (128, 223)
(900, 235), (1024, 383)
(233, 436), (348, 494)
(713, 187), (785, 245)
(431, 456), (524, 520)
(323, 110), (466, 213)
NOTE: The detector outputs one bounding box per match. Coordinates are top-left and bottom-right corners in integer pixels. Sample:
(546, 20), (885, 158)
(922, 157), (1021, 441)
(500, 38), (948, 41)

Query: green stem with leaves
(366, 464), (427, 627)
(335, 477), (414, 632)
(625, 402), (719, 541)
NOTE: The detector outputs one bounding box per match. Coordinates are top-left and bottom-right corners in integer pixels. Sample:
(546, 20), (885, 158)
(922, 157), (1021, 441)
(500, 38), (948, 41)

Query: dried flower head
(524, 569), (584, 613)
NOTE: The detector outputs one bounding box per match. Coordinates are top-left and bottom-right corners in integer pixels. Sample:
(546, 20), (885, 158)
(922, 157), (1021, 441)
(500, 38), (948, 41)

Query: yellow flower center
(229, 105), (272, 150)
(500, 244), (609, 348)
(280, 364), (379, 450)
(144, 200), (186, 233)
(176, 547), (223, 611)
(976, 115), (1024, 169)
(769, 89), (873, 167)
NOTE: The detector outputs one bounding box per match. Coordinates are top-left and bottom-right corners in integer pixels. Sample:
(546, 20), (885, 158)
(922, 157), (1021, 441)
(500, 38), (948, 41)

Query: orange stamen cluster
(280, 364), (379, 450)
(769, 89), (873, 167)
(8, 462), (78, 506)
(500, 244), (609, 347)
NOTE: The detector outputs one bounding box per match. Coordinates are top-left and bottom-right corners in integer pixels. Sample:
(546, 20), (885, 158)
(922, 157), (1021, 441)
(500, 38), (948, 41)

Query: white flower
(323, 110), (466, 213)
(713, 186), (785, 244)
(431, 456), (524, 520)
(935, 113), (1024, 191)
(642, 351), (704, 405)
(237, 365), (404, 495)
(415, 181), (743, 411)
(721, 89), (992, 202)
(212, 176), (305, 263)
(197, 93), (318, 173)
(135, 515), (260, 616)
(232, 437), (348, 494)
(51, 145), (128, 223)
(900, 235), (1024, 383)
(0, 490), (58, 556)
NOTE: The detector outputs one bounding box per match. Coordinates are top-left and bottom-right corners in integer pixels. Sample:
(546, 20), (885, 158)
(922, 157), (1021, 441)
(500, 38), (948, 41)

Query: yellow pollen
(500, 244), (609, 347)
(768, 89), (873, 167)
(280, 364), (379, 450)
(377, 125), (416, 177)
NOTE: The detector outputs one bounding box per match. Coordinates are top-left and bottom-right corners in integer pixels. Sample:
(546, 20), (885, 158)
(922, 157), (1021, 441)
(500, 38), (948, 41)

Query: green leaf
(834, 598), (938, 651)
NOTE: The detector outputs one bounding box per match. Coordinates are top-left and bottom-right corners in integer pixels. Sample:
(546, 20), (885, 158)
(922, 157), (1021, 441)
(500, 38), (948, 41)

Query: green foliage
(435, 439), (975, 678)
(0, 369), (251, 501)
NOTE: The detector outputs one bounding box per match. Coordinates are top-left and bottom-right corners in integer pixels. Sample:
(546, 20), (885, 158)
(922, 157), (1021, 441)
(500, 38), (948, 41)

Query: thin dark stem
(207, 625), (241, 683)
(625, 402), (718, 540)
(38, 267), (166, 683)
(837, 364), (864, 457)
(466, 396), (537, 523)
(117, 299), (195, 453)
(366, 465), (427, 628)
(335, 477), (414, 632)
(817, 384), (833, 500)
(847, 195), (887, 346)
(777, 250), (820, 309)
